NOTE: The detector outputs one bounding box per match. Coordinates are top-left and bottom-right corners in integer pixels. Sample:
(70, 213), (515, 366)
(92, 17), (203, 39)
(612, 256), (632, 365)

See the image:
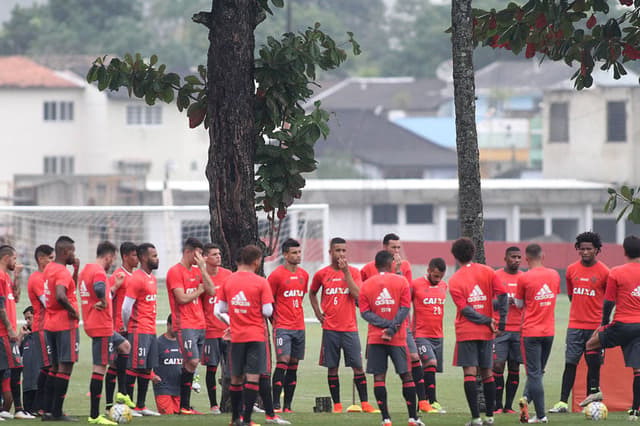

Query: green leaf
(631, 204), (640, 224)
(617, 204), (630, 222)
(271, 0), (284, 7)
(621, 185), (633, 200)
(608, 187), (617, 195)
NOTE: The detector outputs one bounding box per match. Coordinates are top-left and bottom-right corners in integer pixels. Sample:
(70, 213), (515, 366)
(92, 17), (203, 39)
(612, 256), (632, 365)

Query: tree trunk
(451, 0), (485, 264)
(207, 0), (259, 268)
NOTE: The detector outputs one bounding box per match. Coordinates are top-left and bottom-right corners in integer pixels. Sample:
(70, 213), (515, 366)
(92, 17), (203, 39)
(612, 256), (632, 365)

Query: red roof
(0, 56), (81, 88)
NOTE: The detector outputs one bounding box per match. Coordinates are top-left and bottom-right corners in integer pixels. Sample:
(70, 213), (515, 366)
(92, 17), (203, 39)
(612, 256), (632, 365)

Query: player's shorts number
(204, 345), (210, 355)
(277, 337), (284, 346)
(184, 339), (192, 350)
(109, 342), (114, 352)
(138, 347), (147, 357)
(417, 344), (428, 355)
(11, 344), (20, 357)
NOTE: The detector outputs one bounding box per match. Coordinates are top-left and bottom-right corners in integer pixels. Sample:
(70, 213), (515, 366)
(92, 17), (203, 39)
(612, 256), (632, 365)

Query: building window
(446, 219), (460, 240)
(549, 102), (568, 142)
(406, 204), (434, 224)
(607, 101), (626, 142)
(44, 156), (74, 175)
(126, 105), (162, 125)
(520, 219), (545, 241)
(593, 218), (617, 243)
(44, 101), (74, 121)
(372, 204), (398, 225)
(484, 219), (506, 241)
(552, 218), (578, 242)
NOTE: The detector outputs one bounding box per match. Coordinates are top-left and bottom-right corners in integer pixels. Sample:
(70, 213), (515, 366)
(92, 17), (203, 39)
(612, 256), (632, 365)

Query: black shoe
(51, 415), (78, 422)
(41, 413), (54, 422)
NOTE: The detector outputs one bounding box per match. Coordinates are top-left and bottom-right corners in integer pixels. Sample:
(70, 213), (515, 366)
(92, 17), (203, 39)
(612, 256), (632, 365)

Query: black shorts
(494, 331), (523, 363)
(599, 322), (640, 368)
(319, 330), (362, 369)
(127, 332), (157, 370)
(32, 330), (50, 369)
(202, 338), (225, 367)
(0, 336), (22, 369)
(176, 328), (205, 362)
(415, 337), (444, 372)
(45, 329), (79, 365)
(274, 328), (305, 360)
(92, 332), (126, 366)
(366, 344), (410, 375)
(230, 341), (268, 376)
(405, 328), (418, 355)
(454, 340), (493, 369)
(565, 328), (595, 364)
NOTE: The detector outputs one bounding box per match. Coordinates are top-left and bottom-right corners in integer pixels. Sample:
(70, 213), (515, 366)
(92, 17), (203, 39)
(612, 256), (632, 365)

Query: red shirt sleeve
(565, 268), (574, 297)
(55, 268), (71, 291)
(166, 267), (181, 292)
(267, 269), (279, 297)
(399, 279), (411, 308)
(310, 270), (323, 293)
(491, 269), (506, 297)
(515, 275), (526, 300)
(448, 281), (467, 311)
(0, 274), (7, 299)
(218, 282), (228, 303)
(350, 267), (362, 287)
(604, 273), (618, 301)
(358, 285), (371, 313)
(261, 279), (275, 305)
(125, 277), (139, 299)
(94, 270), (107, 285)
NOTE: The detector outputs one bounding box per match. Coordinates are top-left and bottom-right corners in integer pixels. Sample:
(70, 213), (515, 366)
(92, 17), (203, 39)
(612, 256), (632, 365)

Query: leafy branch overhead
(87, 14), (360, 225)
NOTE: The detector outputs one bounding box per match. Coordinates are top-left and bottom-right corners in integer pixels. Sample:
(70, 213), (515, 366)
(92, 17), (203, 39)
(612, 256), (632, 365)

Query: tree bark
(451, 0), (485, 264)
(207, 0), (259, 268)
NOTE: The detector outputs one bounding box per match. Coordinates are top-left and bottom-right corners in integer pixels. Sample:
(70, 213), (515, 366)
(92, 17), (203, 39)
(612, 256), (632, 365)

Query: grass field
(12, 285), (634, 425)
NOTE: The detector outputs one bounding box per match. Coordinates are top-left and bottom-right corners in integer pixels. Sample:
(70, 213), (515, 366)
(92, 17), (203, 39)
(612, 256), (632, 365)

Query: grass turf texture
(13, 286), (632, 424)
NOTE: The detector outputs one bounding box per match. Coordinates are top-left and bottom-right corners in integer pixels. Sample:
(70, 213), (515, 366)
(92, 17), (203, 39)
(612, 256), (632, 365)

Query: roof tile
(0, 55), (81, 88)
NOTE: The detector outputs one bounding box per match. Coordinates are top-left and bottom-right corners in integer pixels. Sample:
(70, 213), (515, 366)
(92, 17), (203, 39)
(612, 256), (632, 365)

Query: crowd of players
(0, 230), (636, 426)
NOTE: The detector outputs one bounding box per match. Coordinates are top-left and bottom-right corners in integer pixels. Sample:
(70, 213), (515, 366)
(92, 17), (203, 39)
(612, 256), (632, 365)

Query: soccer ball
(584, 401), (608, 421)
(110, 403), (133, 424)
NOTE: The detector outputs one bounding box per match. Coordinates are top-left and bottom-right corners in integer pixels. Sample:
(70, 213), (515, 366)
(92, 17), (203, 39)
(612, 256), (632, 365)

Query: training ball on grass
(584, 401), (608, 421)
(110, 403), (133, 424)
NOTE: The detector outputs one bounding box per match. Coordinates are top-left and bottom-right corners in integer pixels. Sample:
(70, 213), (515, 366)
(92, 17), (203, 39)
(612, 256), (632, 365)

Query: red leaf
(277, 208), (286, 220)
(535, 13), (547, 29)
(489, 16), (497, 29)
(525, 43), (536, 58)
(188, 107), (206, 129)
(619, 0), (633, 6)
(587, 14), (596, 29)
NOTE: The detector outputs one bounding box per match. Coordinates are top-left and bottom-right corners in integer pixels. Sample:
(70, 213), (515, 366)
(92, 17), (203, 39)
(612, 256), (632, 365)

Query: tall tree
(452, 0), (485, 263)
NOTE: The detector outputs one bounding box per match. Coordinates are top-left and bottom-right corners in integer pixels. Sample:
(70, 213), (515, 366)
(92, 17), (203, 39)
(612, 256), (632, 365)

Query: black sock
(23, 390), (36, 413)
(44, 370), (56, 413)
(125, 370), (136, 399)
(328, 375), (340, 404)
(585, 351), (601, 395)
(633, 372), (640, 411)
(464, 375), (480, 419)
(242, 381), (259, 424)
(105, 367), (117, 408)
(505, 370), (520, 410)
(493, 372), (504, 410)
(116, 354), (128, 395)
(53, 372), (70, 418)
(90, 372), (104, 419)
(206, 366), (218, 408)
(272, 362), (287, 408)
(11, 367), (23, 411)
(483, 376), (496, 417)
(283, 362), (298, 409)
(33, 368), (49, 413)
(230, 384), (243, 421)
(259, 374), (274, 417)
(179, 369), (194, 410)
(354, 373), (368, 403)
(559, 362), (576, 402)
(374, 381), (389, 420)
(412, 361), (426, 402)
(135, 372), (150, 410)
(402, 380), (417, 419)
(424, 366), (436, 403)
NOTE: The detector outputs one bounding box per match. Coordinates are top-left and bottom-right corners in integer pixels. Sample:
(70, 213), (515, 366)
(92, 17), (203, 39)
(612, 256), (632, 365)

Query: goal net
(0, 204), (329, 279)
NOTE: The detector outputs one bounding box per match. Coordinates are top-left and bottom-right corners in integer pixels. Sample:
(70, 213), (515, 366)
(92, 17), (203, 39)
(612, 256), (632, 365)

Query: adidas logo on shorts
(375, 288), (395, 306)
(467, 285), (487, 302)
(231, 291), (251, 307)
(534, 284), (555, 301)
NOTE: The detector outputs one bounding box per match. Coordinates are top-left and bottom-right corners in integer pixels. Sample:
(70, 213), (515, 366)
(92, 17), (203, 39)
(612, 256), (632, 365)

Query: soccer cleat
(129, 410), (142, 417)
(503, 408), (517, 414)
(528, 416), (548, 423)
(210, 406), (222, 415)
(408, 418), (425, 426)
(629, 409), (640, 421)
(361, 401), (380, 413)
(519, 397), (529, 423)
(483, 416), (495, 425)
(418, 400), (433, 413)
(381, 419), (392, 426)
(494, 408), (503, 414)
(134, 407), (161, 416)
(15, 410), (37, 419)
(282, 408), (293, 414)
(87, 415), (117, 425)
(115, 393), (136, 409)
(332, 403), (343, 413)
(548, 401), (568, 413)
(429, 401), (446, 414)
(51, 415), (78, 422)
(578, 391), (603, 407)
(465, 418), (483, 426)
(0, 411), (13, 419)
(179, 408), (196, 415)
(265, 415), (291, 424)
(253, 405), (265, 413)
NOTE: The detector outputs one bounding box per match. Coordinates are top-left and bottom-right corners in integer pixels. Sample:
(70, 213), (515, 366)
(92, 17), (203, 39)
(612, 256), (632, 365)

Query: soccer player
(411, 257), (448, 414)
(19, 306), (36, 415)
(269, 238), (308, 413)
(200, 243), (231, 414)
(215, 245), (287, 426)
(448, 237), (507, 426)
(26, 244), (54, 416)
(360, 250), (424, 426)
(165, 237), (214, 414)
(153, 315), (183, 415)
(0, 245), (34, 420)
(549, 232), (609, 413)
(107, 242), (138, 412)
(493, 246), (524, 414)
(360, 234), (429, 411)
(310, 237), (375, 414)
(514, 243), (560, 424)
(79, 241), (132, 425)
(43, 236), (80, 421)
(584, 235), (640, 420)
(121, 243), (161, 416)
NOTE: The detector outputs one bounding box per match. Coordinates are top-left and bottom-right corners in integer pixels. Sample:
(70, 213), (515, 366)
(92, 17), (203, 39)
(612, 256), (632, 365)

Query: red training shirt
(166, 263), (205, 331)
(566, 260), (609, 329)
(359, 273), (411, 346)
(310, 265), (362, 332)
(411, 276), (447, 338)
(218, 271), (274, 343)
(605, 262), (640, 324)
(516, 267), (560, 337)
(361, 260), (412, 283)
(494, 269), (524, 332)
(449, 263), (505, 342)
(44, 262), (79, 332)
(268, 265), (309, 330)
(28, 271), (46, 333)
(0, 271), (17, 337)
(109, 266), (134, 332)
(201, 267), (232, 339)
(125, 269), (157, 334)
(79, 263), (113, 338)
